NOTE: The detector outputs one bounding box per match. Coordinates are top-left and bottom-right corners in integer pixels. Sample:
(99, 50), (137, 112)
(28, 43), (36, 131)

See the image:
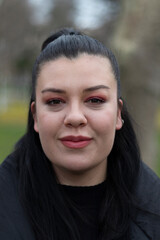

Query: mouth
(59, 135), (92, 149)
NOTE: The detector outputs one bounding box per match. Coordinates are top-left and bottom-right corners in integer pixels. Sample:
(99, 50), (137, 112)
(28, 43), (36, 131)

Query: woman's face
(31, 54), (122, 186)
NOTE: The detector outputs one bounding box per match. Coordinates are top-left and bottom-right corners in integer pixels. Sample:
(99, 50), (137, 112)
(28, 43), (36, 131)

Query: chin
(53, 160), (96, 174)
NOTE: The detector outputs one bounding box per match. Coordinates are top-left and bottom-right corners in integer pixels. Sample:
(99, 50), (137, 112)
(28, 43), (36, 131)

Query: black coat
(0, 155), (160, 239)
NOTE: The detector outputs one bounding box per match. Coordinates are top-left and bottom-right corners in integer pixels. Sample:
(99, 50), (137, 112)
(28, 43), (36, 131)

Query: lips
(59, 135), (92, 149)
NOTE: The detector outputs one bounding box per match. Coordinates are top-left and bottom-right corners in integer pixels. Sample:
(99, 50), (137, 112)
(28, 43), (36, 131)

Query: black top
(0, 154), (160, 239)
(58, 181), (106, 240)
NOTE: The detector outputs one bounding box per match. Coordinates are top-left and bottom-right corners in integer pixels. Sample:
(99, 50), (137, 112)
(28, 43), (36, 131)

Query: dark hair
(15, 28), (141, 240)
(31, 28), (121, 101)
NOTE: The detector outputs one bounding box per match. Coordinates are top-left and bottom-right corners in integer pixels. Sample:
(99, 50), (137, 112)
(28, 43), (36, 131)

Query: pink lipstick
(60, 136), (92, 149)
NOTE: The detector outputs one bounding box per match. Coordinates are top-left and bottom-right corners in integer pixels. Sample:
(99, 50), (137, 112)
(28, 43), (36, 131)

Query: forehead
(37, 54), (116, 90)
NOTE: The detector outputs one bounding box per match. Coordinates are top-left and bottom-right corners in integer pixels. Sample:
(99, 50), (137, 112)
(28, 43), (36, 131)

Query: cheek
(36, 110), (64, 136)
(88, 110), (117, 159)
(89, 108), (118, 134)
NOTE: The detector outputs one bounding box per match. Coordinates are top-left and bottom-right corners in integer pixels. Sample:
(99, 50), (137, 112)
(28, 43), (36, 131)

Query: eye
(47, 98), (65, 105)
(86, 97), (106, 104)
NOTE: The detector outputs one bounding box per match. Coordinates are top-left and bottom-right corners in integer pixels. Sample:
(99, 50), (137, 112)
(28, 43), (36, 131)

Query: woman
(0, 28), (160, 240)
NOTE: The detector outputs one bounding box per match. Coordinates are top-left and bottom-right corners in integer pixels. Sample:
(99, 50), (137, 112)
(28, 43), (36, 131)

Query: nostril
(64, 113), (87, 127)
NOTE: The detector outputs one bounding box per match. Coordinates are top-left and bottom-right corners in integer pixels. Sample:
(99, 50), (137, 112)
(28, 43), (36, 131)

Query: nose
(64, 103), (87, 128)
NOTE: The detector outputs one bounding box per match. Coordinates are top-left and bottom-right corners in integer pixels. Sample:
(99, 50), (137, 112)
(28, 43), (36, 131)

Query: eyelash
(46, 97), (106, 107)
(85, 97), (106, 104)
(46, 98), (65, 105)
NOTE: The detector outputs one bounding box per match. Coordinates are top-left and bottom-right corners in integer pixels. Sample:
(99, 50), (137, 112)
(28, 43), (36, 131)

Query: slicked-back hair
(31, 28), (121, 101)
(14, 28), (141, 240)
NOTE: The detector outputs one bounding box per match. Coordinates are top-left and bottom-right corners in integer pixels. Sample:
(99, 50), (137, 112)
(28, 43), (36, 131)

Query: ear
(31, 102), (39, 133)
(116, 99), (123, 130)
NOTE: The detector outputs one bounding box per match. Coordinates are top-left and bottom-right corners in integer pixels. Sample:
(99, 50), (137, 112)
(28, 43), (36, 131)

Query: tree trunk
(111, 0), (160, 169)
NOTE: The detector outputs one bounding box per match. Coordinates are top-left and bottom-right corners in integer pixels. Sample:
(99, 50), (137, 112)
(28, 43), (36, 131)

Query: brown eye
(86, 97), (106, 104)
(47, 98), (65, 105)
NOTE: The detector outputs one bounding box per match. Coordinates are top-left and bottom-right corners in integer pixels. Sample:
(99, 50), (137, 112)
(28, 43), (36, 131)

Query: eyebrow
(41, 88), (66, 94)
(41, 85), (110, 94)
(83, 85), (110, 92)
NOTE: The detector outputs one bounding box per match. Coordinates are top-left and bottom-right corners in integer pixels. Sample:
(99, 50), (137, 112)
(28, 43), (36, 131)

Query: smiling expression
(31, 54), (122, 186)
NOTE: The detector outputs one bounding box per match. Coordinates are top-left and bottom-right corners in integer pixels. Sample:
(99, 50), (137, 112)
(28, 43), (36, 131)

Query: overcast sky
(28, 0), (115, 29)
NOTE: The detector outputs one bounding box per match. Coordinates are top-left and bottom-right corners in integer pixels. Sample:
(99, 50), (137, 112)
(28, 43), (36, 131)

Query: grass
(156, 131), (160, 177)
(0, 102), (27, 163)
(0, 123), (26, 162)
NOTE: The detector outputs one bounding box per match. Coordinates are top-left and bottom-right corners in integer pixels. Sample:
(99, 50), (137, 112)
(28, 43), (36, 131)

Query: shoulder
(0, 154), (19, 202)
(131, 162), (160, 239)
(0, 154), (35, 240)
(0, 153), (21, 206)
(135, 162), (160, 214)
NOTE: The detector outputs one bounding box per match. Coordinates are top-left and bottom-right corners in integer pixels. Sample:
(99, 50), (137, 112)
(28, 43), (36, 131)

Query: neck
(53, 162), (107, 186)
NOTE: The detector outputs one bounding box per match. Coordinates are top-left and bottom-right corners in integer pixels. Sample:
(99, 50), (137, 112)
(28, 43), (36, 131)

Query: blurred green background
(0, 0), (160, 175)
(0, 102), (27, 162)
